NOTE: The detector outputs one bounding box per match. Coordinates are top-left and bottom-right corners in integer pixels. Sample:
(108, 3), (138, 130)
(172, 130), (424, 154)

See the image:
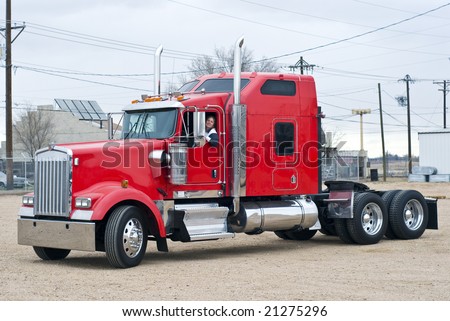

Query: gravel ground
(1, 179), (449, 301)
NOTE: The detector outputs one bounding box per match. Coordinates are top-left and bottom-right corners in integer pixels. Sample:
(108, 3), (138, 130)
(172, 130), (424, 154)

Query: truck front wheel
(105, 205), (148, 268)
(33, 246), (71, 260)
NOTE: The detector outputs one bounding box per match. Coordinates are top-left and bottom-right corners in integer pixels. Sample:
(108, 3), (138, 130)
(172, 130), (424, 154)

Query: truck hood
(58, 139), (167, 199)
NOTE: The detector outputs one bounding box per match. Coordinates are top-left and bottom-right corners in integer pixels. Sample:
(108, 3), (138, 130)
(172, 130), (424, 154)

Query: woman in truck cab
(205, 115), (219, 147)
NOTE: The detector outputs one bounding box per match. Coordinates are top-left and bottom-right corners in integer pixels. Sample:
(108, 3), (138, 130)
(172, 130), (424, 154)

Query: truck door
(271, 119), (299, 191)
(182, 110), (224, 185)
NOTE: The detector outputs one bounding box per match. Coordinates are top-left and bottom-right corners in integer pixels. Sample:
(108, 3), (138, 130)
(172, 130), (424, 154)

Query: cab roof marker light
(144, 97), (163, 102)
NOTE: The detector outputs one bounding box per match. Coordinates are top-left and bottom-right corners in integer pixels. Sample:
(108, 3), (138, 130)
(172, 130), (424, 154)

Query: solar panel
(54, 99), (108, 121)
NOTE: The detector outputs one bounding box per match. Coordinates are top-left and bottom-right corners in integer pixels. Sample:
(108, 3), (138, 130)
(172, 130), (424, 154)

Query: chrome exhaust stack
(233, 36), (244, 105)
(154, 45), (163, 96)
(231, 36), (245, 213)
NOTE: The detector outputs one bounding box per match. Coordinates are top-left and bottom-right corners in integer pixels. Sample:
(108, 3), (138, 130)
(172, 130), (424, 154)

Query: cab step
(169, 203), (234, 242)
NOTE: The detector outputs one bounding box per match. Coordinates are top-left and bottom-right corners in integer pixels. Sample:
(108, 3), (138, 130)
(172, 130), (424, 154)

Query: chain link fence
(0, 157), (34, 191)
(322, 156), (416, 182)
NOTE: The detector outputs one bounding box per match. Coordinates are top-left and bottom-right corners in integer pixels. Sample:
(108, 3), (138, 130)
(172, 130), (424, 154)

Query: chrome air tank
(228, 198), (318, 233)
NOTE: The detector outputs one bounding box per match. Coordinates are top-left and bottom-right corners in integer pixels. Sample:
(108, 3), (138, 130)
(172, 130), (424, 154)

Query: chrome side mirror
(193, 111), (205, 146)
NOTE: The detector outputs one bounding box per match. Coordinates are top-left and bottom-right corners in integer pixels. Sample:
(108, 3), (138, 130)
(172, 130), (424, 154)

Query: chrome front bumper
(18, 218), (96, 251)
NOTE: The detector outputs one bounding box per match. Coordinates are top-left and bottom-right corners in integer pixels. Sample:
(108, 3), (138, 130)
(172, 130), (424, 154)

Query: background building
(0, 100), (112, 180)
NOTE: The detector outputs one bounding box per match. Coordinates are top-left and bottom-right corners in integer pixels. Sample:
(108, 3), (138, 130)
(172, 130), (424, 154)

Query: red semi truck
(18, 38), (438, 268)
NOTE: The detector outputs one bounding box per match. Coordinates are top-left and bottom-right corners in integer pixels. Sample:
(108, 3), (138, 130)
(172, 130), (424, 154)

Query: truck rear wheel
(285, 229), (317, 240)
(319, 207), (337, 236)
(33, 246), (71, 260)
(334, 218), (355, 244)
(274, 229), (317, 240)
(381, 190), (401, 239)
(274, 231), (290, 239)
(389, 190), (428, 239)
(105, 205), (148, 268)
(346, 192), (388, 245)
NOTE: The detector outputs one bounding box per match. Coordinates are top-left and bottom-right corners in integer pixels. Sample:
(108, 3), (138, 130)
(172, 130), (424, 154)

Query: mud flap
(425, 198), (438, 229)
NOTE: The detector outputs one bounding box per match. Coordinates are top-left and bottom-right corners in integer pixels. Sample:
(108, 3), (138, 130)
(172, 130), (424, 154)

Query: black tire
(381, 190), (401, 239)
(285, 229), (317, 241)
(346, 192), (388, 245)
(0, 182), (5, 190)
(274, 231), (291, 240)
(319, 224), (336, 236)
(334, 218), (355, 244)
(319, 207), (337, 236)
(389, 190), (429, 239)
(33, 246), (71, 260)
(105, 205), (148, 268)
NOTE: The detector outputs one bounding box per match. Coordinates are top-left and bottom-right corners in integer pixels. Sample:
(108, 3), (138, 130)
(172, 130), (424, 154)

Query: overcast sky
(1, 0), (450, 157)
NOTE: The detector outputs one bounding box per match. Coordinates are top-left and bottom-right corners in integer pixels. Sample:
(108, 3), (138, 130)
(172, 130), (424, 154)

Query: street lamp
(352, 109), (371, 179)
(352, 109), (371, 151)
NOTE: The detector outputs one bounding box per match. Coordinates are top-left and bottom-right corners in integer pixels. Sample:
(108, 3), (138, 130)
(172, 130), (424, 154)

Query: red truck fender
(74, 184), (166, 237)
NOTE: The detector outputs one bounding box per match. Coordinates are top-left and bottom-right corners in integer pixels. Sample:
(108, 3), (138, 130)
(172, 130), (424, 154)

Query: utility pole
(289, 56), (316, 75)
(399, 74), (414, 174)
(1, 0), (25, 189)
(378, 83), (386, 181)
(433, 80), (449, 129)
(352, 109), (371, 179)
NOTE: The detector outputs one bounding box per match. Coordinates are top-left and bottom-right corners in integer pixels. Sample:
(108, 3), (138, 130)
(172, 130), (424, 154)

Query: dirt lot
(1, 179), (449, 301)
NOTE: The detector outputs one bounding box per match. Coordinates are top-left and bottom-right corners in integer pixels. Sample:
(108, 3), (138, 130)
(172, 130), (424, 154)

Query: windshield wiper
(124, 113), (143, 139)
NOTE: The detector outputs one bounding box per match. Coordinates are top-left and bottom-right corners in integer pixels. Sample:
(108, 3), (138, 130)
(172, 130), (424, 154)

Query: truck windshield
(122, 108), (177, 139)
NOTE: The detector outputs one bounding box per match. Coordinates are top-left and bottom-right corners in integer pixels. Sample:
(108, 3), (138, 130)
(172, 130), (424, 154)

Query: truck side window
(261, 80), (296, 96)
(275, 122), (294, 156)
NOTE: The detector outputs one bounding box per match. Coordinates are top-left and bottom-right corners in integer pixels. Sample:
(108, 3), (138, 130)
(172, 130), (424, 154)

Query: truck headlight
(22, 195), (34, 206)
(75, 197), (92, 209)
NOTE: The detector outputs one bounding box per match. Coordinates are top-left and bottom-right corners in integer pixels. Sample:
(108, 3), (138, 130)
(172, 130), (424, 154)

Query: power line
(17, 66), (150, 92)
(0, 19), (217, 62)
(24, 21), (206, 60)
(243, 0), (450, 39)
(351, 0), (450, 19)
(264, 2), (450, 61)
(166, 0), (333, 40)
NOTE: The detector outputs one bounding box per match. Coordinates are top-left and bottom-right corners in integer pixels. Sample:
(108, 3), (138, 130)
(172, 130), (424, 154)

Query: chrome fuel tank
(228, 198), (318, 233)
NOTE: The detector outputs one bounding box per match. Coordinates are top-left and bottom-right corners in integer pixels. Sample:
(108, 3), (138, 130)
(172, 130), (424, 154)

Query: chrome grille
(34, 148), (72, 217)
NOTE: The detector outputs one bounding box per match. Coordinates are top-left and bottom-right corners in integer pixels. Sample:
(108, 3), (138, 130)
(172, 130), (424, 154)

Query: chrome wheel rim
(122, 218), (144, 258)
(360, 202), (384, 235)
(403, 199), (424, 231)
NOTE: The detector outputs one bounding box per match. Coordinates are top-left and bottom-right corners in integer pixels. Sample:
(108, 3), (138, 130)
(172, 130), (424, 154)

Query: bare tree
(13, 106), (55, 158)
(187, 45), (278, 78)
(322, 127), (346, 148)
(188, 55), (219, 78)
